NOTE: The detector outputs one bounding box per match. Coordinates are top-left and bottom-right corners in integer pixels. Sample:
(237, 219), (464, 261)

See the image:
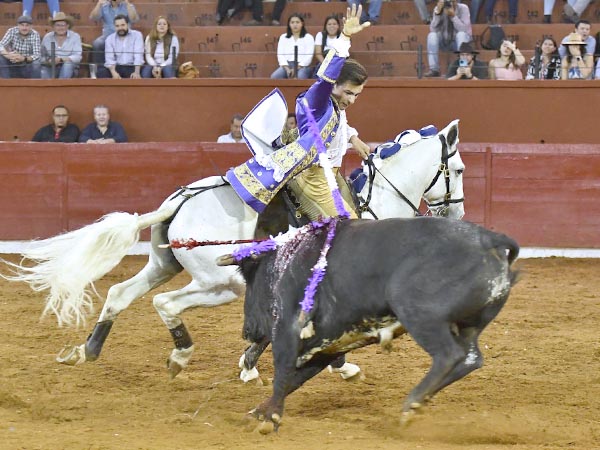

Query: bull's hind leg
(152, 277), (245, 378)
(430, 297), (510, 397)
(57, 224), (183, 365)
(397, 321), (467, 423)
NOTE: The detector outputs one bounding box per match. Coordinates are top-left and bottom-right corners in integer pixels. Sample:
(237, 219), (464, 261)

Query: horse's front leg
(238, 339), (269, 382)
(152, 278), (244, 378)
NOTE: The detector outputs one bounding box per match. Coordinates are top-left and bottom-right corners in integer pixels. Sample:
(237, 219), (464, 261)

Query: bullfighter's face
(331, 82), (364, 111)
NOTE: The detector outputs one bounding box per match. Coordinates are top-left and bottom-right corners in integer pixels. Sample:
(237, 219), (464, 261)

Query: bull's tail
(488, 231), (520, 285)
(1, 203), (179, 328)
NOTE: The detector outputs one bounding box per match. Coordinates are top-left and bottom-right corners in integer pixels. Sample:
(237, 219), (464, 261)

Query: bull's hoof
(56, 344), (86, 365)
(400, 409), (416, 426)
(257, 420), (274, 435)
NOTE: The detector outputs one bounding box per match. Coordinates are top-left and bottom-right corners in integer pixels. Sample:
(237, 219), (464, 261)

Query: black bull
(231, 217), (520, 431)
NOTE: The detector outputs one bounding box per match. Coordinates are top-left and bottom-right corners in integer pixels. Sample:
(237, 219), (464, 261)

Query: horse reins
(423, 135), (464, 210)
(358, 134), (464, 217)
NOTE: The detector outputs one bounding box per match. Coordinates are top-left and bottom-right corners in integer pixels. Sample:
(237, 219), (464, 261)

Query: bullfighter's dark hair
(337, 58), (368, 86)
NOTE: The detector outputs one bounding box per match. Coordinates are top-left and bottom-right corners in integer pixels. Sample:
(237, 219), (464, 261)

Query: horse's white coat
(3, 120), (465, 374)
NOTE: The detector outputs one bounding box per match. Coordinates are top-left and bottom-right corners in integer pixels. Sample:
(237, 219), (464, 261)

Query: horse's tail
(1, 204), (178, 328)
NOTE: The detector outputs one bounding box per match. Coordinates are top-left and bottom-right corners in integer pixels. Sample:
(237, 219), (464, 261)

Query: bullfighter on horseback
(226, 4), (372, 221)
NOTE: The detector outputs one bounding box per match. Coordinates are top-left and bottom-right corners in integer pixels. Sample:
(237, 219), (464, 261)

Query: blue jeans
(470, 0), (484, 22)
(91, 35), (107, 65)
(141, 65), (177, 78)
(0, 55), (41, 78)
(427, 31), (471, 72)
(271, 65), (313, 79)
(41, 62), (78, 79)
(347, 0), (382, 22)
(22, 0), (59, 18)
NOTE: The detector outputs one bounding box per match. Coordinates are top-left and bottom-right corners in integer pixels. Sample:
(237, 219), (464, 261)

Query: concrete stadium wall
(0, 141), (598, 248)
(2, 79), (600, 144)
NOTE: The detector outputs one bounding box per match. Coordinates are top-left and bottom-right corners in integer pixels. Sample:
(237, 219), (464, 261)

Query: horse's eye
(456, 169), (464, 175)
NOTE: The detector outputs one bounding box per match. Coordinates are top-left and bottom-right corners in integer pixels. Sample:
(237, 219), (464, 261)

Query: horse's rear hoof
(56, 344), (86, 365)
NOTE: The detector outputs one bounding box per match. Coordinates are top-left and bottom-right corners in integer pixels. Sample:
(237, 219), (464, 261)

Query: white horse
(3, 119), (465, 380)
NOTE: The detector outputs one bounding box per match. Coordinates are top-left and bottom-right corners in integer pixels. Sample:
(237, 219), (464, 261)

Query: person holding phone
(89, 0), (139, 70)
(424, 0), (472, 77)
(446, 42), (488, 80)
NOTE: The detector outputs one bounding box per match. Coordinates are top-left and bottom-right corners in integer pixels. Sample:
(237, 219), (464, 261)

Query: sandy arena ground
(0, 255), (599, 450)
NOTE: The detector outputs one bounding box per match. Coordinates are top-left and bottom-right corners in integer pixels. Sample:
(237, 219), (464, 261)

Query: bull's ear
(442, 119), (460, 148)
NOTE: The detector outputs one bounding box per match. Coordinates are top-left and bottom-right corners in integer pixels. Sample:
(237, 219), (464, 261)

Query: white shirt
(217, 133), (242, 143)
(276, 33), (315, 67)
(314, 32), (338, 55)
(144, 35), (179, 67)
(326, 111), (358, 167)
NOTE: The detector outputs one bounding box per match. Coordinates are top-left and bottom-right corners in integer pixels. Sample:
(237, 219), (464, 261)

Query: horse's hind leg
(57, 223), (183, 365)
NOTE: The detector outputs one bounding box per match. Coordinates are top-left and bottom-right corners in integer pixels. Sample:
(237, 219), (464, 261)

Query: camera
(459, 59), (468, 67)
(443, 0), (452, 7)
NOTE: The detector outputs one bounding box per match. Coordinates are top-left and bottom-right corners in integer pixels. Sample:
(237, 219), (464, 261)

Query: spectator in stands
(79, 105), (128, 143)
(0, 16), (41, 79)
(558, 20), (595, 59)
(446, 42), (488, 80)
(560, 33), (593, 79)
(313, 15), (341, 77)
(217, 114), (244, 143)
(243, 0), (287, 26)
(347, 0), (381, 25)
(414, 0), (432, 24)
(285, 113), (297, 130)
(89, 0), (139, 67)
(40, 13), (82, 79)
(483, 0), (517, 24)
(142, 16), (179, 79)
(424, 0), (472, 77)
(32, 105), (80, 142)
(271, 14), (315, 79)
(488, 40), (524, 79)
(22, 0), (59, 21)
(525, 37), (561, 80)
(558, 0), (592, 24)
(97, 15), (143, 79)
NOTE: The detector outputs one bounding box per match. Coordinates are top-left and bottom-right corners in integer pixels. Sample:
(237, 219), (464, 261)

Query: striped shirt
(0, 27), (41, 61)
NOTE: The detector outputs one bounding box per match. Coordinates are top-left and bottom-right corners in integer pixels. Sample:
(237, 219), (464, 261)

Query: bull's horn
(216, 254), (236, 266)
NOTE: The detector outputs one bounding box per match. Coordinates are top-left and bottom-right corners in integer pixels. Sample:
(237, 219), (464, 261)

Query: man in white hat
(0, 15), (41, 79)
(41, 12), (82, 79)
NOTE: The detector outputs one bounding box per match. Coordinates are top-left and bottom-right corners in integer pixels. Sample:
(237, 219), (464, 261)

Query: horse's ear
(442, 119), (460, 148)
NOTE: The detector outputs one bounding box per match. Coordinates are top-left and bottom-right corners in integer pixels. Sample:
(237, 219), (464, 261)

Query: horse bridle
(358, 134), (464, 218)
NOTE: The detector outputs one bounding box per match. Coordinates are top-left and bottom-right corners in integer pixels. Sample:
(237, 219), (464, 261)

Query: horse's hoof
(328, 362), (361, 380)
(56, 344), (86, 365)
(240, 367), (260, 383)
(256, 420), (275, 435)
(167, 358), (184, 379)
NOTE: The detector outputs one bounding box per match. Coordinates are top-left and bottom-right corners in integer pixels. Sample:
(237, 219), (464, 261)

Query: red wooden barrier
(0, 142), (598, 248)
